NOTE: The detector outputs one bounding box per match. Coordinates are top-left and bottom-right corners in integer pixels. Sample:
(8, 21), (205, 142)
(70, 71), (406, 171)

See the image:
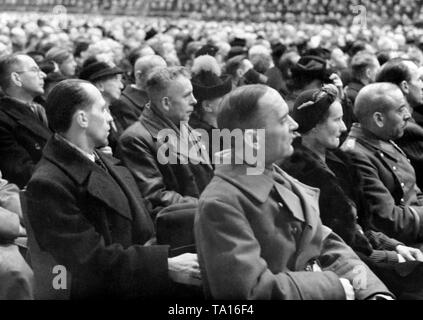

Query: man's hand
(339, 278), (355, 300)
(168, 253), (202, 286)
(396, 245), (423, 262)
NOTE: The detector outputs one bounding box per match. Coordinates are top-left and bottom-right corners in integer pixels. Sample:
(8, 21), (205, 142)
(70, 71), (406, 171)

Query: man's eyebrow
(183, 89), (192, 96)
(279, 112), (289, 121)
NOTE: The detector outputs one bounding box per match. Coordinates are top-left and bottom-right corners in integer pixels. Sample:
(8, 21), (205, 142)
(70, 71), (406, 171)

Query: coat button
(291, 226), (298, 234)
(380, 153), (384, 158)
(34, 143), (41, 150)
(392, 166), (397, 171)
(400, 198), (405, 203)
(401, 182), (405, 188)
(278, 202), (284, 208)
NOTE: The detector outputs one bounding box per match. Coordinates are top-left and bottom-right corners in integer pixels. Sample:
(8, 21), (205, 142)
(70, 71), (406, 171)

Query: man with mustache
(25, 79), (200, 299)
(376, 59), (423, 189)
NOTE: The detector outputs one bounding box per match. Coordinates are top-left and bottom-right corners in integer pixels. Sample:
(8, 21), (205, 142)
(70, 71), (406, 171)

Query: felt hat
(79, 61), (123, 82)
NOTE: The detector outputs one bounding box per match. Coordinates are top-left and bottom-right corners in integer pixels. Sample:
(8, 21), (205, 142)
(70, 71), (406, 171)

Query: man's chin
(96, 139), (109, 149)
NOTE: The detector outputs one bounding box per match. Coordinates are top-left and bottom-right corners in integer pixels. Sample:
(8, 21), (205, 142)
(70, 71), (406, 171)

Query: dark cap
(192, 70), (232, 101)
(292, 85), (338, 134)
(79, 61), (123, 82)
(195, 44), (219, 58)
(292, 55), (328, 81)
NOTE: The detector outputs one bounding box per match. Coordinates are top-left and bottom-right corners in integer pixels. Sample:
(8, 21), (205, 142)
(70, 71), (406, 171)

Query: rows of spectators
(0, 0), (423, 24)
(2, 9), (423, 300)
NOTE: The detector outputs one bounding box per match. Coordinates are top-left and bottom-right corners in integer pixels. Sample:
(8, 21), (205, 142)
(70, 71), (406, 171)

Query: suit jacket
(0, 97), (52, 188)
(195, 163), (391, 300)
(342, 124), (423, 244)
(119, 105), (214, 216)
(397, 110), (423, 190)
(26, 134), (170, 299)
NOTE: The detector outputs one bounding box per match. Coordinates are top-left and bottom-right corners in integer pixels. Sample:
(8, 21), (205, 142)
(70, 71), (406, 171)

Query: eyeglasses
(14, 67), (43, 75)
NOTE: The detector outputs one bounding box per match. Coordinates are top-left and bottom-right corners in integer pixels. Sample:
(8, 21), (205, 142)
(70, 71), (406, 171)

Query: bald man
(110, 55), (167, 131)
(377, 59), (423, 189)
(0, 54), (51, 188)
(341, 82), (423, 246)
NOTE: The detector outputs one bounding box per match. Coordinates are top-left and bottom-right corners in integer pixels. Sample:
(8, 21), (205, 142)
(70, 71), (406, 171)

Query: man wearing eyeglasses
(0, 54), (52, 188)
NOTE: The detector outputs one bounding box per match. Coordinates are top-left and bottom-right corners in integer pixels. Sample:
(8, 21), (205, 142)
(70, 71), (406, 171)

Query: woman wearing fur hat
(189, 55), (232, 164)
(283, 84), (423, 299)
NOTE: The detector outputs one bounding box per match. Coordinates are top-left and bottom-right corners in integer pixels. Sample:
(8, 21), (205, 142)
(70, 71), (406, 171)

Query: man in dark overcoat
(25, 79), (200, 299)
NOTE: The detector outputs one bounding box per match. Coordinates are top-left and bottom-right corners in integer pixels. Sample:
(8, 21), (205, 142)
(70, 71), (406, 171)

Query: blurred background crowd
(0, 0), (422, 24)
(1, 0), (423, 89)
(3, 0), (423, 300)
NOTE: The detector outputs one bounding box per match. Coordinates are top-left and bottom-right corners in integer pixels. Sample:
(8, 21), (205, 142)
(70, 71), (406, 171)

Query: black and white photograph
(0, 0), (423, 308)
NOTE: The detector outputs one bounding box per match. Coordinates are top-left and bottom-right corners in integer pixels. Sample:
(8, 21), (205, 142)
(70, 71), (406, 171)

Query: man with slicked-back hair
(25, 79), (201, 299)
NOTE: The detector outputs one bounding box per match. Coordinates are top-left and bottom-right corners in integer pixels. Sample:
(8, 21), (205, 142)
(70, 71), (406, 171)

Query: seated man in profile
(119, 67), (213, 216)
(342, 83), (423, 246)
(195, 84), (393, 300)
(25, 79), (200, 299)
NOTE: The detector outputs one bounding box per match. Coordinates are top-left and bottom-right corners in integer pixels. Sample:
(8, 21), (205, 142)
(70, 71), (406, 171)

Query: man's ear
(161, 96), (171, 112)
(75, 110), (88, 128)
(373, 112), (384, 128)
(400, 80), (409, 94)
(365, 67), (372, 80)
(10, 72), (22, 87)
(135, 70), (142, 82)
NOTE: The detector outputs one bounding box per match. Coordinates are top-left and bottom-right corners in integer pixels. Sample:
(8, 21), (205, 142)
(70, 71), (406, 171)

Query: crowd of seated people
(2, 9), (423, 300)
(0, 0), (422, 25)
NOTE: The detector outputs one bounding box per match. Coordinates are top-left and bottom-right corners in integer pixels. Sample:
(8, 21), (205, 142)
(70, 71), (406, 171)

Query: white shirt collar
(58, 134), (96, 162)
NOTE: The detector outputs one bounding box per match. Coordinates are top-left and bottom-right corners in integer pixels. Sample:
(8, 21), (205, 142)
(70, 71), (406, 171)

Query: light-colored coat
(195, 164), (391, 300)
